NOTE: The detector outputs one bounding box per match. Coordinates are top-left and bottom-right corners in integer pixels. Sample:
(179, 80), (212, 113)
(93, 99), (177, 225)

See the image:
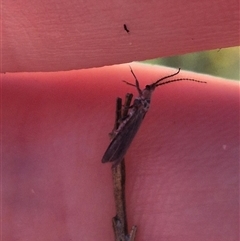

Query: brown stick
(111, 94), (137, 241)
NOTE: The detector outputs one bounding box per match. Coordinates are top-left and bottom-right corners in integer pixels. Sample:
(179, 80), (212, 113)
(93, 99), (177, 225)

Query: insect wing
(102, 109), (146, 166)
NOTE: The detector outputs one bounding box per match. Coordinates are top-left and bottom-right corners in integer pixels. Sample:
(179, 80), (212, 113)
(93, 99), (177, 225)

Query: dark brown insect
(123, 24), (130, 33)
(102, 67), (206, 166)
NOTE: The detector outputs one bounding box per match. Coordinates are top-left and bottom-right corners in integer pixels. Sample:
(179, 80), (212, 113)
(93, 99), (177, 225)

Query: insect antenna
(123, 67), (206, 91)
(156, 78), (207, 86)
(152, 68), (181, 85)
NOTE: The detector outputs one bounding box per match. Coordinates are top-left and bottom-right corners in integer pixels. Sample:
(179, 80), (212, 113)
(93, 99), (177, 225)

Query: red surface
(2, 0), (239, 72)
(2, 1), (239, 240)
(2, 64), (239, 241)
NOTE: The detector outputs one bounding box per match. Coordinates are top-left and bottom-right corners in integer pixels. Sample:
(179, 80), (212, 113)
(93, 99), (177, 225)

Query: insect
(123, 24), (130, 33)
(102, 67), (206, 167)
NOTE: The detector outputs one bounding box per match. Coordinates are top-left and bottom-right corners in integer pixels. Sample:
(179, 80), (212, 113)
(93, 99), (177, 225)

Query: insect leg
(129, 66), (142, 95)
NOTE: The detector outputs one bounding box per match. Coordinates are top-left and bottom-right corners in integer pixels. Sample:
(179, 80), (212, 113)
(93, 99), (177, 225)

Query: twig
(111, 93), (137, 241)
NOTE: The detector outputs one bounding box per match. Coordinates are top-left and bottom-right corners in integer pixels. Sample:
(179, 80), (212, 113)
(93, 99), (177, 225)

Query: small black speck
(123, 24), (130, 33)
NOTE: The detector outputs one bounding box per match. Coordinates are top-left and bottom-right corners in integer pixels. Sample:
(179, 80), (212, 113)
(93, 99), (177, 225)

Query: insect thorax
(135, 97), (150, 112)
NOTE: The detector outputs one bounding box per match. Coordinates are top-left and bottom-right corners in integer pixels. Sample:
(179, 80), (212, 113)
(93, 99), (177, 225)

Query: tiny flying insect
(123, 24), (130, 33)
(102, 67), (206, 167)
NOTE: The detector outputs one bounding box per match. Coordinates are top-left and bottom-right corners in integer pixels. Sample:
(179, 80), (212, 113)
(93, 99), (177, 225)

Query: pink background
(1, 1), (239, 241)
(2, 0), (239, 72)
